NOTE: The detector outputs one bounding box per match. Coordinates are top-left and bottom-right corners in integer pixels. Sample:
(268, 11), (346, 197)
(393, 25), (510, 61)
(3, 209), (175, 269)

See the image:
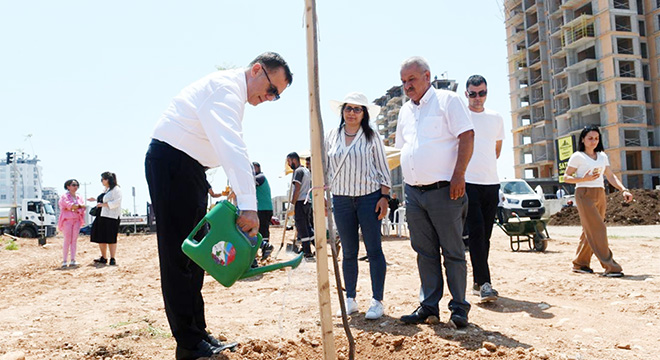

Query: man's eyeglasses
(467, 90), (488, 98)
(261, 64), (280, 101)
(343, 106), (364, 114)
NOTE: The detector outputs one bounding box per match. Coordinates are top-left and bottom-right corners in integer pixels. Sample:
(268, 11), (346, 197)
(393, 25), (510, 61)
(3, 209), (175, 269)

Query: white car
(499, 179), (545, 220)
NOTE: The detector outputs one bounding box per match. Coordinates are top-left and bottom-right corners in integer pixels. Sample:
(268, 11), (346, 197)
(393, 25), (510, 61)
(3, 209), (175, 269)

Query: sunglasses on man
(261, 64), (280, 101)
(467, 90), (488, 98)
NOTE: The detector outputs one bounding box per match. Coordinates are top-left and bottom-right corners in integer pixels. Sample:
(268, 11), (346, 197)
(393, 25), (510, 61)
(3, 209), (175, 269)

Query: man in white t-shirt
(464, 75), (505, 303)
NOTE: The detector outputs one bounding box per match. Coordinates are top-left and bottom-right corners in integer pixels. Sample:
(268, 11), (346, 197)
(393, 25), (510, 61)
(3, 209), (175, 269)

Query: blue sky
(1, 0), (512, 213)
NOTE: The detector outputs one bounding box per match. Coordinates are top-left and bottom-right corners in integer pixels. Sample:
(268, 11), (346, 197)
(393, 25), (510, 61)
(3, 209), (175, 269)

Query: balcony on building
(568, 90), (600, 114)
(567, 68), (598, 93)
(558, 112), (601, 136)
(620, 105), (645, 124)
(552, 56), (568, 76)
(531, 123), (553, 144)
(564, 46), (596, 72)
(560, 0), (590, 10)
(527, 31), (541, 52)
(554, 76), (569, 97)
(554, 97), (571, 120)
(530, 85), (545, 106)
(562, 21), (594, 50)
(508, 26), (526, 45)
(531, 103), (546, 123)
(530, 68), (544, 86)
(547, 0), (562, 18)
(528, 50), (542, 71)
(523, 0), (536, 12)
(506, 2), (524, 26)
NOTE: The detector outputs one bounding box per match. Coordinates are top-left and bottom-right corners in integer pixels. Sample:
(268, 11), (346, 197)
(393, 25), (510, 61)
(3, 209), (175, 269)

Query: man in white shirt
(395, 57), (474, 329)
(463, 75), (505, 303)
(145, 52), (292, 360)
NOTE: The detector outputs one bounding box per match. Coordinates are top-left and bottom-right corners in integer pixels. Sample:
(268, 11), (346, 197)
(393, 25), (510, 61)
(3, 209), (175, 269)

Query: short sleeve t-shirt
(566, 151), (610, 188)
(292, 166), (311, 202)
(465, 108), (505, 185)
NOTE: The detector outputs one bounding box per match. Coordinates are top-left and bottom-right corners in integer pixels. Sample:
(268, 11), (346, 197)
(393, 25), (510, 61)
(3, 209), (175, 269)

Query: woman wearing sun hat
(326, 92), (391, 320)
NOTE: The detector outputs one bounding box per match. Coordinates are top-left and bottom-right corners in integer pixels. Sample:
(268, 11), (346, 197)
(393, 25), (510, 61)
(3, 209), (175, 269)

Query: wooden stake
(304, 0), (335, 359)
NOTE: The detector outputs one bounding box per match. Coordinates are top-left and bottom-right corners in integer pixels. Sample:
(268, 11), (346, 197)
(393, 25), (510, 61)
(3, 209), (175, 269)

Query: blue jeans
(332, 190), (386, 301)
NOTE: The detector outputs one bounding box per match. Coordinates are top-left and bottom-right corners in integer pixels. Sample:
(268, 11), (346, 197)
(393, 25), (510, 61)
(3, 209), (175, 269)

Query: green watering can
(182, 200), (303, 287)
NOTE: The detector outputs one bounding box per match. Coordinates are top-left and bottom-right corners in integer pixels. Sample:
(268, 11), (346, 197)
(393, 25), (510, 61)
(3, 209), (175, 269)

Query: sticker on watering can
(211, 241), (236, 266)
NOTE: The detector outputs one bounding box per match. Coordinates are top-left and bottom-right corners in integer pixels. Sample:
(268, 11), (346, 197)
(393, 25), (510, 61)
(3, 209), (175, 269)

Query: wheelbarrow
(495, 212), (550, 252)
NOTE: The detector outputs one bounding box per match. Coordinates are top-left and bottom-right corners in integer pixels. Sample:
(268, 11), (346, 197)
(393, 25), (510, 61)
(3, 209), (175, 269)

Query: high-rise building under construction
(505, 0), (660, 189)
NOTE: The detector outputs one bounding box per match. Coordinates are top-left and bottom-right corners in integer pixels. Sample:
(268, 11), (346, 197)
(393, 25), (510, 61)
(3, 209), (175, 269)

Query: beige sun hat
(329, 92), (381, 120)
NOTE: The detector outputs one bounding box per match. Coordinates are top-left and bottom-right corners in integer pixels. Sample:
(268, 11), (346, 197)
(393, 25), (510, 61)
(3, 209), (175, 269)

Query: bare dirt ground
(1, 223), (658, 360)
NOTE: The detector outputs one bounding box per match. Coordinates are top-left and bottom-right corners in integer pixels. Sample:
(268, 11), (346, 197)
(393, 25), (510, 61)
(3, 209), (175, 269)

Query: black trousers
(257, 210), (273, 240)
(145, 139), (209, 349)
(465, 183), (500, 287)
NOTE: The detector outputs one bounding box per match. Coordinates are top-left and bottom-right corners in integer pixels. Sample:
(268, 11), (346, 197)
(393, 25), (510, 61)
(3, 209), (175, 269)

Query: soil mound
(549, 189), (660, 226)
(222, 331), (544, 360)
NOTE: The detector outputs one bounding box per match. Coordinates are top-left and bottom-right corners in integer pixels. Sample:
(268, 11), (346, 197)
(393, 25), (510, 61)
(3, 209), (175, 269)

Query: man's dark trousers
(145, 139), (210, 349)
(465, 183), (500, 287)
(404, 184), (471, 316)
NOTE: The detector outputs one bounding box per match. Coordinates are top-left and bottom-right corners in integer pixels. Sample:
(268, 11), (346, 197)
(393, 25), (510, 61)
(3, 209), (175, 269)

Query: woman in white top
(564, 125), (633, 277)
(88, 171), (123, 266)
(326, 92), (391, 320)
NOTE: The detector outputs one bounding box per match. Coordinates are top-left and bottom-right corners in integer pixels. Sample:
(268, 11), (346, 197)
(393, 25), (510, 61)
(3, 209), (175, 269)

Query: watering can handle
(185, 216), (209, 244)
(235, 209), (260, 247)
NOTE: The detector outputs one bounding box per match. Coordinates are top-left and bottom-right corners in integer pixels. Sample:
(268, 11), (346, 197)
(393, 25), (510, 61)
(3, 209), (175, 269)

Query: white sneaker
(61, 261), (68, 268)
(69, 260), (79, 267)
(365, 299), (384, 320)
(336, 297), (358, 317)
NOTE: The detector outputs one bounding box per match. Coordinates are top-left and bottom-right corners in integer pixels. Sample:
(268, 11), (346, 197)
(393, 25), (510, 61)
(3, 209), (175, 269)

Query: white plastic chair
(393, 208), (407, 237)
(381, 209), (391, 236)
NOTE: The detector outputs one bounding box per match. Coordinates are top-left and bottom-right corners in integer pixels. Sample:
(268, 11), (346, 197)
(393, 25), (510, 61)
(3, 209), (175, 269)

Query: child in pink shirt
(58, 179), (86, 268)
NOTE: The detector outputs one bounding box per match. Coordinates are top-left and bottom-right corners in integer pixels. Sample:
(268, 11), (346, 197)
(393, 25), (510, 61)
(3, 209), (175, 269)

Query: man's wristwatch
(380, 193), (391, 201)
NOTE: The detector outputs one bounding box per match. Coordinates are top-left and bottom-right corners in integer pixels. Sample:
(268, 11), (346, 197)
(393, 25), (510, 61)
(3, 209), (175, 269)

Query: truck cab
(0, 199), (57, 238)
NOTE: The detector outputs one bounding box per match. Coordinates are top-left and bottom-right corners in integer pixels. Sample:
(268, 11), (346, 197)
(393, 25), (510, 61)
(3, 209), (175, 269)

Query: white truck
(499, 179), (546, 221)
(119, 214), (151, 234)
(0, 199), (57, 238)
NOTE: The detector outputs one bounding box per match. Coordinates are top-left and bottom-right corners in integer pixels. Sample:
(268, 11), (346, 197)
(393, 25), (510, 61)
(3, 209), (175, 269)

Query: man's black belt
(411, 181), (450, 192)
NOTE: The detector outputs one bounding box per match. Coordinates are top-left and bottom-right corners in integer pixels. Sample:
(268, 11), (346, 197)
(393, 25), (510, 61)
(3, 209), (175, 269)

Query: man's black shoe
(400, 306), (439, 324)
(261, 242), (274, 260)
(175, 340), (220, 360)
(206, 334), (238, 352)
(449, 308), (469, 329)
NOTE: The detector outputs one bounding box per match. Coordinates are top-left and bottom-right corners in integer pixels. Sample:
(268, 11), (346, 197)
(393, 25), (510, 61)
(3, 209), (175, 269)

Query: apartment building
(505, 0), (660, 190)
(1, 153), (43, 205)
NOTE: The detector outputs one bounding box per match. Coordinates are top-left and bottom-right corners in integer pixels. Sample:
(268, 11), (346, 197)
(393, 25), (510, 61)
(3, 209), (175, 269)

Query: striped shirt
(325, 126), (391, 196)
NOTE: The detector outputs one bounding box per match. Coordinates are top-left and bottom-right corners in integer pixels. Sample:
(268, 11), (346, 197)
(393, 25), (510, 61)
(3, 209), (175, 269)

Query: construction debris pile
(549, 189), (660, 226)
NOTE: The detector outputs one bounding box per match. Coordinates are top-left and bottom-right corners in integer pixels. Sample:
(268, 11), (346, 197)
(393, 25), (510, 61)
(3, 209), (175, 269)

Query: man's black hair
(466, 75), (487, 89)
(287, 152), (300, 161)
(250, 52), (293, 86)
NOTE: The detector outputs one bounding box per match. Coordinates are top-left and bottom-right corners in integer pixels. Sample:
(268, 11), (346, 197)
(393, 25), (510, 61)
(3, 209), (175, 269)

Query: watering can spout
(239, 253), (304, 280)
